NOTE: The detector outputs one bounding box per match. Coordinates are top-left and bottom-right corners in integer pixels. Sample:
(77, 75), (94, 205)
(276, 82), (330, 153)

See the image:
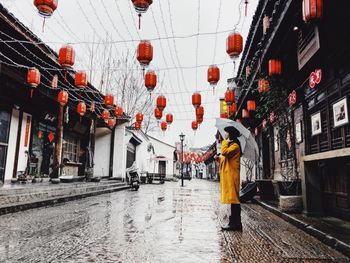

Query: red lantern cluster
(207, 65), (220, 86)
(27, 67), (41, 88)
(196, 106), (204, 118)
(247, 100), (256, 111)
(224, 89), (235, 106)
(57, 90), (68, 106)
(34, 0), (58, 18)
(302, 0), (323, 22)
(137, 40), (153, 68)
(268, 59), (282, 76)
(114, 106), (123, 118)
(134, 122), (141, 130)
(220, 112), (228, 119)
(136, 112), (144, 123)
(166, 113), (173, 125)
(156, 95), (166, 111)
(242, 109), (249, 119)
(192, 121), (198, 131)
(229, 103), (237, 115)
(58, 45), (75, 69)
(154, 108), (162, 120)
(104, 94), (114, 107)
(108, 118), (116, 129)
(77, 102), (86, 117)
(75, 71), (87, 89)
(161, 121), (167, 131)
(192, 93), (201, 108)
(102, 110), (110, 122)
(145, 70), (157, 93)
(258, 79), (269, 93)
(196, 115), (203, 124)
(226, 32), (243, 60)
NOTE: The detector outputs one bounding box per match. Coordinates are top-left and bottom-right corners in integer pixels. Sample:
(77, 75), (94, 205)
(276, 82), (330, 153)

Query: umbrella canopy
(215, 118), (259, 163)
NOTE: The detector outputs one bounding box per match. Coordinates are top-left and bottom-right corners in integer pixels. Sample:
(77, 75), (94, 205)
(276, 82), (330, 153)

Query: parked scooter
(126, 162), (140, 191)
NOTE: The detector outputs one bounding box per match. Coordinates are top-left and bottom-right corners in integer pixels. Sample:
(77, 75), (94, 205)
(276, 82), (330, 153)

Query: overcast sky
(2, 0), (258, 148)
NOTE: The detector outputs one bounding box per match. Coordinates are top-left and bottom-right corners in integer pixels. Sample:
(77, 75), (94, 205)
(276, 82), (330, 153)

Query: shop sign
(24, 116), (31, 147)
(309, 69), (322, 88)
(288, 90), (297, 106)
(48, 131), (55, 143)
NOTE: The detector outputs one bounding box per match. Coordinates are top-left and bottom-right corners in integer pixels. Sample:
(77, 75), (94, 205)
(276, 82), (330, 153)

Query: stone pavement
(0, 180), (348, 263)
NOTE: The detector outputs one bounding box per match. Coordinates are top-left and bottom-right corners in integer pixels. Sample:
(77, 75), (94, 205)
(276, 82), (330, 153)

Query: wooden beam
(302, 148), (350, 162)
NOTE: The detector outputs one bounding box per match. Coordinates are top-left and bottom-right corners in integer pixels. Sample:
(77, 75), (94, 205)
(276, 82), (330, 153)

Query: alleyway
(0, 180), (348, 263)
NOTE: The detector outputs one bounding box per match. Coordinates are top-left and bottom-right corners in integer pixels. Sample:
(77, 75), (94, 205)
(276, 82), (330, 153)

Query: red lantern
(196, 106), (204, 117)
(196, 115), (203, 124)
(192, 121), (198, 131)
(192, 92), (202, 108)
(34, 0), (58, 17)
(137, 40), (153, 68)
(134, 121), (141, 130)
(268, 59), (282, 76)
(102, 110), (110, 121)
(242, 109), (249, 119)
(258, 79), (269, 93)
(145, 70), (157, 93)
(58, 45), (75, 68)
(104, 94), (114, 107)
(131, 0), (153, 29)
(57, 90), (68, 106)
(156, 95), (166, 111)
(224, 89), (235, 106)
(166, 113), (173, 125)
(75, 71), (87, 89)
(229, 103), (237, 115)
(161, 121), (167, 131)
(207, 65), (220, 86)
(77, 102), (86, 117)
(154, 108), (162, 120)
(220, 112), (228, 119)
(136, 112), (144, 123)
(226, 32), (243, 60)
(247, 100), (256, 111)
(27, 67), (40, 88)
(303, 0), (323, 22)
(114, 106), (123, 118)
(108, 118), (116, 129)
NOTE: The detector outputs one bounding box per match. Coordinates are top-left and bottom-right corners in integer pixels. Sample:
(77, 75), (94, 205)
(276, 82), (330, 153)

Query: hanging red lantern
(136, 112), (144, 123)
(131, 0), (153, 29)
(34, 0), (58, 18)
(156, 95), (166, 111)
(77, 102), (86, 117)
(145, 70), (157, 93)
(108, 118), (116, 129)
(58, 45), (75, 69)
(258, 79), (269, 93)
(104, 94), (114, 107)
(229, 103), (237, 115)
(102, 110), (110, 121)
(75, 71), (87, 89)
(220, 112), (228, 119)
(154, 108), (162, 120)
(207, 65), (220, 86)
(114, 106), (123, 118)
(224, 89), (235, 106)
(27, 67), (41, 88)
(226, 32), (243, 60)
(192, 121), (198, 131)
(192, 92), (202, 108)
(247, 100), (256, 111)
(57, 90), (68, 106)
(137, 40), (153, 68)
(303, 0), (323, 22)
(268, 59), (282, 76)
(166, 113), (173, 125)
(196, 106), (204, 117)
(242, 109), (249, 119)
(196, 115), (203, 124)
(161, 121), (167, 131)
(134, 121), (141, 130)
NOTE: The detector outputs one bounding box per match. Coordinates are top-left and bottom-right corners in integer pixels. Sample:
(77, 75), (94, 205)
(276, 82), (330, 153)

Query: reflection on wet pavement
(0, 180), (348, 262)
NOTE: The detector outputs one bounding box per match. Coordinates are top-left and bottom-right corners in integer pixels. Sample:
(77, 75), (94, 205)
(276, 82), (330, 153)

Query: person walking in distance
(215, 126), (242, 231)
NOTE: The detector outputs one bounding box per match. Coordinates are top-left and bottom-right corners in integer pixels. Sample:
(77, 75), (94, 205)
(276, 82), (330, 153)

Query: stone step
(0, 182), (127, 206)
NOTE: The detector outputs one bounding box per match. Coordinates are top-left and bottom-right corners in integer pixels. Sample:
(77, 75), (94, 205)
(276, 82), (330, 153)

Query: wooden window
(297, 24), (320, 69)
(63, 135), (79, 163)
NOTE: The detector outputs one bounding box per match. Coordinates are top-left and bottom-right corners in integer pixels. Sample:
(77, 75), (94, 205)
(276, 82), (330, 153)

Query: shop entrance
(158, 161), (166, 176)
(0, 110), (11, 182)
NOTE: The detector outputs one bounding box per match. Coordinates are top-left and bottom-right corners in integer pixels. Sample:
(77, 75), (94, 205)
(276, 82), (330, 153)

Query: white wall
(16, 112), (32, 173)
(94, 127), (111, 177)
(4, 109), (19, 181)
(112, 123), (129, 179)
(148, 137), (175, 177)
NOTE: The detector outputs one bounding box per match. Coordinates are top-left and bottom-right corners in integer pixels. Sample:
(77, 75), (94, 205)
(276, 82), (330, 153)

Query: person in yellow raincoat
(215, 126), (242, 231)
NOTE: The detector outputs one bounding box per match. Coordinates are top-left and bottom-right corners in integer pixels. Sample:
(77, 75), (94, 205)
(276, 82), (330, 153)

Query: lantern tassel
(138, 14), (141, 30)
(42, 17), (46, 33)
(30, 89), (34, 98)
(245, 1), (248, 16)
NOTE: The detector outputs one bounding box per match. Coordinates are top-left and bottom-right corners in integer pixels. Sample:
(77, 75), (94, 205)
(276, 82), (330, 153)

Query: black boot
(221, 204), (242, 231)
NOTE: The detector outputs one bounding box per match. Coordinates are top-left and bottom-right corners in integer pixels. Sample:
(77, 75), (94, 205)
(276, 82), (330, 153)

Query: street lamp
(179, 133), (185, 187)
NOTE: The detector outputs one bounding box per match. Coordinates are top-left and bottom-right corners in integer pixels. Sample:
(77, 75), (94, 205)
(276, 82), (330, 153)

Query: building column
(52, 105), (64, 178)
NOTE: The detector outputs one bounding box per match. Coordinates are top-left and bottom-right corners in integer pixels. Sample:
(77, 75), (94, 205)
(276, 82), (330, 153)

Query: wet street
(0, 180), (348, 263)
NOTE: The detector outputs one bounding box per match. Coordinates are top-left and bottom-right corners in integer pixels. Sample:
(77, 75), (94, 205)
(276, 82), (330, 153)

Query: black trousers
(229, 204), (242, 226)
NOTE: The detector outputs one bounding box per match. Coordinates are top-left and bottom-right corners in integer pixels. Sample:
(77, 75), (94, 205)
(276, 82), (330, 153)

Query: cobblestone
(0, 180), (348, 262)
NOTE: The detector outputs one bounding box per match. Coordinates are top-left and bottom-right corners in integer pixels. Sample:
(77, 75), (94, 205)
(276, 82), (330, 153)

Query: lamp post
(179, 133), (185, 187)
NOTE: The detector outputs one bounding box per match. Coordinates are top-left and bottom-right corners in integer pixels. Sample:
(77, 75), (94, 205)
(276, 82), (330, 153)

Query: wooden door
(0, 110), (11, 182)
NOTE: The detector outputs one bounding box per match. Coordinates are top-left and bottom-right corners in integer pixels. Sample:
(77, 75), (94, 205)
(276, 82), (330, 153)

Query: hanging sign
(24, 116), (31, 147)
(288, 90), (297, 106)
(309, 69), (322, 88)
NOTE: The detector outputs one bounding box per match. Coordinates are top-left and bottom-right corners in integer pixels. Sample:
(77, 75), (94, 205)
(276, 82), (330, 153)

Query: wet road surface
(0, 180), (348, 263)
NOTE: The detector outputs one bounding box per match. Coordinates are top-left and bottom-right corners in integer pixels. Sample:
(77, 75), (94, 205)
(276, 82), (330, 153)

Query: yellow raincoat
(219, 139), (241, 204)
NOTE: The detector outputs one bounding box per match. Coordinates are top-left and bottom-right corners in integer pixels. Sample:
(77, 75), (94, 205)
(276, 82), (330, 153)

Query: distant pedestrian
(214, 126), (242, 231)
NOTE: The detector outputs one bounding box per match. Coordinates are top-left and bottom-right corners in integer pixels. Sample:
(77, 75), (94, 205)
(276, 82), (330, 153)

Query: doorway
(0, 110), (11, 182)
(158, 161), (166, 176)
